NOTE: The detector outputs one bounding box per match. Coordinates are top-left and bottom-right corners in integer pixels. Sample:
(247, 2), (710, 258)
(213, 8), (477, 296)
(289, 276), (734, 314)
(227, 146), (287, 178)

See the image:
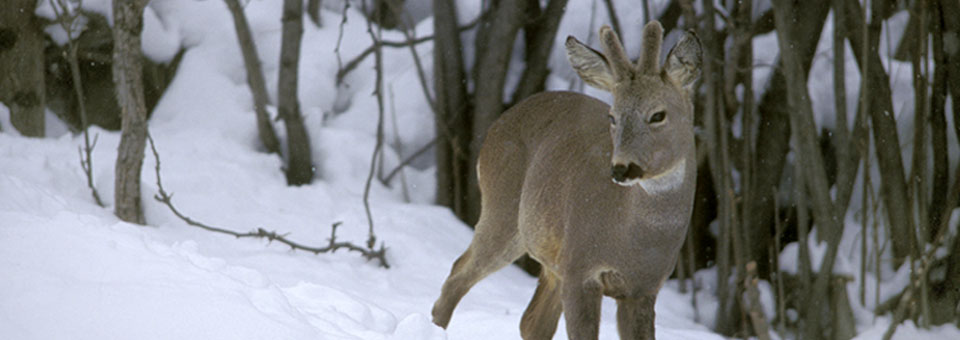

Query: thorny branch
(146, 133), (389, 268)
(360, 0), (384, 251)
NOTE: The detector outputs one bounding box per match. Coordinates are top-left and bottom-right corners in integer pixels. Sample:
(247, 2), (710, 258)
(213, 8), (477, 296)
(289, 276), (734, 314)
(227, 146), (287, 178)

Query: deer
(431, 21), (702, 340)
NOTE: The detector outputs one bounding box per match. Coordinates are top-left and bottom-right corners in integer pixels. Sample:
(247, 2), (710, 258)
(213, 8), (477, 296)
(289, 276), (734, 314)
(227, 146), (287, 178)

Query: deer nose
(611, 162), (645, 183)
(612, 164), (629, 182)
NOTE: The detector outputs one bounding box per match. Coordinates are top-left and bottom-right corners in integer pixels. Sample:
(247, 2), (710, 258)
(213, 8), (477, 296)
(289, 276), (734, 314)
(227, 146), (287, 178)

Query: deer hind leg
(616, 295), (656, 340)
(561, 278), (603, 340)
(520, 270), (563, 340)
(431, 209), (524, 328)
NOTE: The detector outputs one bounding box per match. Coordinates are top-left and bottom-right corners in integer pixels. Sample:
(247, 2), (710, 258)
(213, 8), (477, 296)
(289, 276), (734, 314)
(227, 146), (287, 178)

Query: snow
(4, 0), (959, 339)
(2, 0), (720, 339)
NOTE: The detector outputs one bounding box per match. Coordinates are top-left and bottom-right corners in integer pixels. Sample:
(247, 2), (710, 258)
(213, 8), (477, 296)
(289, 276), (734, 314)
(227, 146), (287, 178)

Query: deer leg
(616, 295), (656, 340)
(561, 278), (603, 340)
(431, 214), (524, 328)
(520, 270), (563, 340)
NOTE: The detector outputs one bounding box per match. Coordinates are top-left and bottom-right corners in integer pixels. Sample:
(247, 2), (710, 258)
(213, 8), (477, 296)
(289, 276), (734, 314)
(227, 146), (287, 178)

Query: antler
(599, 25), (635, 82)
(638, 21), (664, 75)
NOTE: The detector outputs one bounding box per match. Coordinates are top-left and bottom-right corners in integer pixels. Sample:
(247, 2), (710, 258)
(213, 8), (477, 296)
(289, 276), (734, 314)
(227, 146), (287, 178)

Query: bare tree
(433, 0), (569, 225)
(112, 0), (152, 224)
(278, 0), (314, 185)
(0, 0), (46, 137)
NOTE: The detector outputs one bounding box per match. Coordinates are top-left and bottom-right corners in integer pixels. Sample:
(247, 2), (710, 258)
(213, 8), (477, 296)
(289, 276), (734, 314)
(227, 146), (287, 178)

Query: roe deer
(432, 21), (702, 340)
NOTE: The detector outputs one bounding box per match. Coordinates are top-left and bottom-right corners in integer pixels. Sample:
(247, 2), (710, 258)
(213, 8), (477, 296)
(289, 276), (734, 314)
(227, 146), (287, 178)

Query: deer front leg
(561, 278), (603, 340)
(616, 295), (656, 339)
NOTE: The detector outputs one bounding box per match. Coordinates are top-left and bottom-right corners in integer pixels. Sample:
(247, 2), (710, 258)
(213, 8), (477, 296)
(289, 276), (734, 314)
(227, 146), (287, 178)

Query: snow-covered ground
(1, 0), (958, 339)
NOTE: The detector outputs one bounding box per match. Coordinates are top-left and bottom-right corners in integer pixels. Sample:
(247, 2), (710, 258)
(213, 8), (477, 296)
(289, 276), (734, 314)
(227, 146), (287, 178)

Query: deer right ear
(662, 30), (702, 90)
(565, 36), (616, 91)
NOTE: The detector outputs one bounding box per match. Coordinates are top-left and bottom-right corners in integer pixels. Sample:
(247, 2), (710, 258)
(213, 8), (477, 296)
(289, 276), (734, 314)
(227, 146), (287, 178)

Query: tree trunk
(510, 0), (569, 105)
(0, 0), (45, 137)
(225, 0), (281, 155)
(842, 0), (915, 262)
(113, 0), (152, 225)
(307, 0), (323, 27)
(772, 1), (851, 338)
(467, 0), (529, 224)
(278, 0), (314, 185)
(928, 0), (950, 239)
(743, 2), (829, 277)
(433, 0), (471, 221)
(937, 0), (960, 160)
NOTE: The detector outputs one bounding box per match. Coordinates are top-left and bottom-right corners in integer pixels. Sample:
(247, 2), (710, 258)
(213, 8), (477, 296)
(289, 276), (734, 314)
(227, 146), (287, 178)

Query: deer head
(566, 22), (701, 192)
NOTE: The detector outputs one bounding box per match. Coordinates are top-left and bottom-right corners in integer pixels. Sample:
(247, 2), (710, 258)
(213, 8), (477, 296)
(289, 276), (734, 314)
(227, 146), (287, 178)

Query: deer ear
(662, 30), (702, 90)
(565, 35), (616, 91)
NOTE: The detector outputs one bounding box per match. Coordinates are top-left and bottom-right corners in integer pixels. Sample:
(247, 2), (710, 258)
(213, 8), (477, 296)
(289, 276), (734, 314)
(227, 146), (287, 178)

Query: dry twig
(146, 133), (389, 268)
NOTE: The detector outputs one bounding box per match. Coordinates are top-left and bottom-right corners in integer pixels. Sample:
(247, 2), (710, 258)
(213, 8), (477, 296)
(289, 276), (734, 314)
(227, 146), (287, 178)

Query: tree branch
(146, 133), (389, 268)
(335, 14), (483, 85)
(360, 0), (385, 250)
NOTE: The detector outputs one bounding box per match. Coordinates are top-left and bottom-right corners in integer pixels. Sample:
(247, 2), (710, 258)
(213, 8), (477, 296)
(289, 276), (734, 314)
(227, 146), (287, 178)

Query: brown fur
(432, 22), (702, 340)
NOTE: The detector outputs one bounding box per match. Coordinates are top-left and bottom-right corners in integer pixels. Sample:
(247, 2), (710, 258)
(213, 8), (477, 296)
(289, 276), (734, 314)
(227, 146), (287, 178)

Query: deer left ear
(662, 30), (702, 90)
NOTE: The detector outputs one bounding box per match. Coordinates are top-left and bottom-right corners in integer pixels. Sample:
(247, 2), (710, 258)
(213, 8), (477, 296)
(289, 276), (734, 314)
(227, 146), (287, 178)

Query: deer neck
(633, 157), (688, 195)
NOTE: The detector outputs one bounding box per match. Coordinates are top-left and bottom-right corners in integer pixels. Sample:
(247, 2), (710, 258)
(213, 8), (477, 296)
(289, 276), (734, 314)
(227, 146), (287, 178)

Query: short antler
(638, 21), (664, 75)
(599, 25), (634, 81)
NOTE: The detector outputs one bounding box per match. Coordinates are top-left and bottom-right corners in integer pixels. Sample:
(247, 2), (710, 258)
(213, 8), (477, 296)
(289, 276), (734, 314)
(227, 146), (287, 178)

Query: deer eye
(649, 111), (666, 124)
(608, 114), (616, 125)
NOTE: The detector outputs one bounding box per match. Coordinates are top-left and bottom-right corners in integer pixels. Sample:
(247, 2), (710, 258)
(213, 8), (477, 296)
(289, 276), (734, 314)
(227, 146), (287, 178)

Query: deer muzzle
(611, 162), (645, 184)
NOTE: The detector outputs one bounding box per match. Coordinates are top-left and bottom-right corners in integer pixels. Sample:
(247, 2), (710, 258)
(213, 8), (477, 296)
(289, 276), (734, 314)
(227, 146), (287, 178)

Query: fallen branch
(146, 133), (389, 268)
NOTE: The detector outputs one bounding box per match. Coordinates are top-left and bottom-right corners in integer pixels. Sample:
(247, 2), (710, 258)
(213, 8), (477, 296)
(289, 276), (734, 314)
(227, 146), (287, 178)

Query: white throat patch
(613, 159), (687, 194)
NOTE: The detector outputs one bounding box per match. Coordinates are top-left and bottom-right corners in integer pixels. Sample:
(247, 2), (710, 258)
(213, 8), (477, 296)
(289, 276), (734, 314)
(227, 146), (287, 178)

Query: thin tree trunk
(702, 0), (737, 335)
(601, 0), (622, 37)
(467, 0), (528, 224)
(510, 0), (569, 104)
(278, 0), (314, 185)
(732, 0), (756, 274)
(113, 0), (152, 225)
(224, 0), (281, 155)
(832, 0), (854, 214)
(433, 0), (471, 220)
(943, 0), (960, 144)
(771, 1), (850, 338)
(51, 0), (105, 207)
(307, 0), (323, 27)
(743, 2), (829, 277)
(842, 0), (915, 262)
(927, 0), (949, 238)
(908, 1), (930, 246)
(0, 0), (45, 137)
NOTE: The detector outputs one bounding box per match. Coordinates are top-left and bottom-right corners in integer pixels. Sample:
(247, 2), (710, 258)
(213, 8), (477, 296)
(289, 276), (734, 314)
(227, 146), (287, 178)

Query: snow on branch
(146, 133), (389, 268)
